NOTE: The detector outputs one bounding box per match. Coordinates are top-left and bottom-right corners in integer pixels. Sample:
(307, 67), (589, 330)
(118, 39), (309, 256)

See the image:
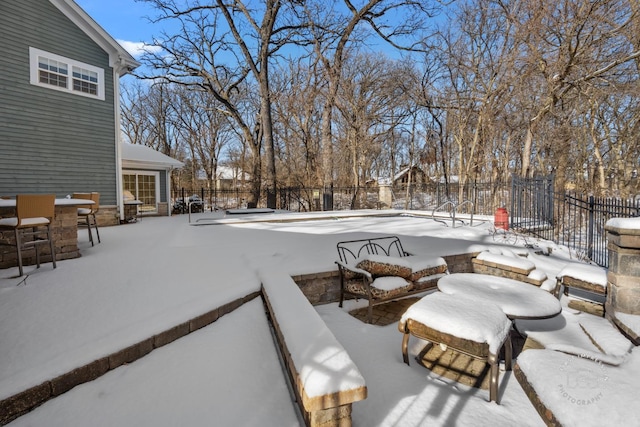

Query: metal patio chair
(73, 192), (100, 246)
(0, 194), (57, 276)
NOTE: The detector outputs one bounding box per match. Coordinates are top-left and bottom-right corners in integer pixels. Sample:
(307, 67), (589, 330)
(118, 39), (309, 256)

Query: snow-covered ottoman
(398, 292), (513, 403)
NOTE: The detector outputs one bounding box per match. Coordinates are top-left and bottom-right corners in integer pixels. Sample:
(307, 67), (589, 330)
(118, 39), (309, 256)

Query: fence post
(510, 176), (516, 228)
(323, 185), (333, 211)
(546, 175), (554, 227)
(587, 196), (595, 260)
(267, 189), (276, 209)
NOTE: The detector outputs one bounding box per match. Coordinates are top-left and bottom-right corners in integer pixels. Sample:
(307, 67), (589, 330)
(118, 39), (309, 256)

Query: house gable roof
(49, 0), (140, 75)
(121, 143), (184, 170)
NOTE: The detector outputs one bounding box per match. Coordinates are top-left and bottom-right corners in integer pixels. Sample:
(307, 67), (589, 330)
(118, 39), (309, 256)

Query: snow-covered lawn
(0, 210), (634, 426)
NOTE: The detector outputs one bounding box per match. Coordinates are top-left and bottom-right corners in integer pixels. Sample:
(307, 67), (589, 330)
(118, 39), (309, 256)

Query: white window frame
(123, 170), (160, 215)
(29, 47), (105, 100)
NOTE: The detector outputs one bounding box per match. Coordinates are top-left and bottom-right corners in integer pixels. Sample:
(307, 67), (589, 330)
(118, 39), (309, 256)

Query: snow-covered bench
(260, 269), (367, 426)
(514, 306), (635, 424)
(399, 292), (513, 403)
(557, 263), (607, 300)
(336, 236), (448, 323)
(472, 249), (554, 290)
(515, 347), (638, 426)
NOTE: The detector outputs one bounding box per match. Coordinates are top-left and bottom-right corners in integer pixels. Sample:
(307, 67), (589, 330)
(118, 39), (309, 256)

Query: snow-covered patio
(0, 210), (636, 426)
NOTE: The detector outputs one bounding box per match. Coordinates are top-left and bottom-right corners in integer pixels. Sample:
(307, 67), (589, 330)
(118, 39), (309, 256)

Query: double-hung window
(29, 47), (105, 100)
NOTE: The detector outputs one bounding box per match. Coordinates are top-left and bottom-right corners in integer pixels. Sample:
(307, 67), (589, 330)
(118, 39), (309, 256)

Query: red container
(494, 207), (509, 230)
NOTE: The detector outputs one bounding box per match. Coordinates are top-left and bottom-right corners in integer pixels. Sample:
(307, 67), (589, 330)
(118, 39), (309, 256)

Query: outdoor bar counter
(0, 198), (94, 270)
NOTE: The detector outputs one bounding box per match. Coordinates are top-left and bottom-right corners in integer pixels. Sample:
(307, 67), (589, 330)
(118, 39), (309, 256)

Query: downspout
(167, 167), (174, 215)
(113, 59), (125, 223)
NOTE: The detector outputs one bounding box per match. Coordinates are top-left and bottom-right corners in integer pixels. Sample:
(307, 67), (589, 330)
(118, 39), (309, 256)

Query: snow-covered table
(438, 273), (562, 320)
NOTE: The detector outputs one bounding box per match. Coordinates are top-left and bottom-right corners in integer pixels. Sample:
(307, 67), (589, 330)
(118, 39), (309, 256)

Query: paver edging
(513, 363), (562, 427)
(0, 291), (261, 425)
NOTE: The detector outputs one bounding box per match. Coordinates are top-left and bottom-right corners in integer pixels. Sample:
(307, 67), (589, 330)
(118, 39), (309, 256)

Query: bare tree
(120, 80), (155, 147)
(139, 0), (304, 207)
(271, 58), (324, 190)
(334, 53), (414, 187)
(302, 0), (439, 196)
(172, 86), (233, 199)
(495, 0), (640, 178)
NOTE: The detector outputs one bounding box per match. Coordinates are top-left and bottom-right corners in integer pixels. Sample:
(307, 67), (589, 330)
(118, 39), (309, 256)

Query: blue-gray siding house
(0, 0), (139, 222)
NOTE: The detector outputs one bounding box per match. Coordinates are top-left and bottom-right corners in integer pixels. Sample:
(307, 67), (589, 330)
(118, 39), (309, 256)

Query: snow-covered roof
(195, 166), (250, 181)
(121, 144), (184, 170)
(216, 166), (249, 180)
(439, 175), (460, 183)
(393, 165), (425, 182)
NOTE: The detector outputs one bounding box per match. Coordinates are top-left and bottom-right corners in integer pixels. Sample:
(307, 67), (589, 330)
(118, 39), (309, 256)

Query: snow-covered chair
(336, 236), (448, 323)
(399, 292), (513, 403)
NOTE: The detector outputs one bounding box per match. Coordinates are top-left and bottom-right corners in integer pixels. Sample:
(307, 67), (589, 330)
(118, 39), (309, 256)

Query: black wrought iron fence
(556, 194), (640, 267)
(172, 180), (509, 214)
(171, 188), (255, 214)
(511, 175), (640, 268)
(173, 181), (639, 268)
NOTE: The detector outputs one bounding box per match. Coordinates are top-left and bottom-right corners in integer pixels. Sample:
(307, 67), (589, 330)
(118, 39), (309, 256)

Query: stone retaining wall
(293, 253), (479, 305)
(262, 271), (366, 427)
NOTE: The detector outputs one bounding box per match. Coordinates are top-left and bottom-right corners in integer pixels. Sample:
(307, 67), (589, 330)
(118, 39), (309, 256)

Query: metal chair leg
(48, 224), (56, 269)
(504, 336), (512, 371)
(85, 216), (94, 246)
(14, 229), (23, 277)
(32, 227), (41, 269)
(489, 360), (500, 403)
(92, 214), (100, 243)
(402, 332), (410, 365)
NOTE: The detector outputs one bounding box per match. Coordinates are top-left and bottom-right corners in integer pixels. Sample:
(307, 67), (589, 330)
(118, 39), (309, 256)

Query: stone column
(604, 218), (640, 343)
(378, 184), (393, 209)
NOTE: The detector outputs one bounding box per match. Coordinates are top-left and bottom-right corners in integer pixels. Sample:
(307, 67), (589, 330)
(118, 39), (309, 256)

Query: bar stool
(73, 192), (101, 246)
(0, 194), (57, 277)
